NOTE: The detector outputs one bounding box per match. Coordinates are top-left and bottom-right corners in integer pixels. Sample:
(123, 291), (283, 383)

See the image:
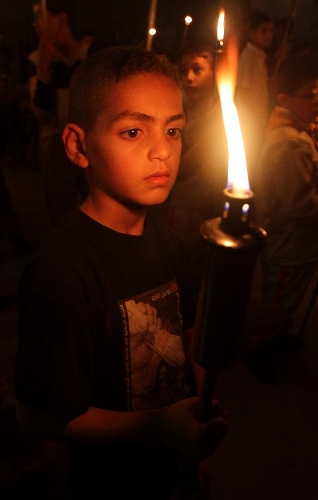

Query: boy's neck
(249, 41), (265, 52)
(80, 198), (147, 236)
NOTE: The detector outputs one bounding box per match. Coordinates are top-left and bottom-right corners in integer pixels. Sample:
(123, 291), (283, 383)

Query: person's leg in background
(242, 259), (316, 383)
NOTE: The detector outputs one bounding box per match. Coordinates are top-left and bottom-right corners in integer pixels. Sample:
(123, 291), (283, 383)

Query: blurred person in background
(242, 53), (318, 385)
(235, 9), (274, 187)
(30, 0), (88, 227)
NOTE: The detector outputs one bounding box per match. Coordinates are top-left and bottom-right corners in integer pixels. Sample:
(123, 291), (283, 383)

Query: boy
(14, 46), (229, 499)
(242, 53), (318, 384)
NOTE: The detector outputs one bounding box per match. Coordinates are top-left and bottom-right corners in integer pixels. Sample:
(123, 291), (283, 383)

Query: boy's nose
(183, 70), (193, 82)
(148, 134), (171, 161)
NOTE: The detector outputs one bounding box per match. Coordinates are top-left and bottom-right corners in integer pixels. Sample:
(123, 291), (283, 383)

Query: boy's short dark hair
(273, 54), (318, 95)
(181, 39), (215, 59)
(69, 46), (182, 131)
(178, 39), (215, 73)
(248, 9), (272, 31)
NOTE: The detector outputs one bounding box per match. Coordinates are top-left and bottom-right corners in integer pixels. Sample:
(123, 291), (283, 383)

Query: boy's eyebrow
(167, 113), (186, 123)
(112, 111), (185, 123)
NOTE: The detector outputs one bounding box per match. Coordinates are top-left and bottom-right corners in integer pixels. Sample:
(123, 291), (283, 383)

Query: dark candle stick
(194, 189), (266, 417)
(180, 190), (266, 498)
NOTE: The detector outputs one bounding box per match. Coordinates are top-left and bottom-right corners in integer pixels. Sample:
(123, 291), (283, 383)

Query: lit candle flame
(184, 15), (193, 26)
(217, 8), (225, 43)
(216, 35), (250, 197)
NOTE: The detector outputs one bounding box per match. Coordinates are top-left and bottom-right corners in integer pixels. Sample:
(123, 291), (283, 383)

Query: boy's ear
(62, 123), (89, 168)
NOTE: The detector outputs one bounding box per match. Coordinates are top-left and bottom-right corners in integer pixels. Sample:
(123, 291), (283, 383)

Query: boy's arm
(16, 396), (229, 463)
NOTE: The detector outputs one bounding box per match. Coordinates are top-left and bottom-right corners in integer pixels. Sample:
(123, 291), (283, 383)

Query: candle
(181, 31), (267, 498)
(180, 15), (193, 52)
(212, 9), (225, 99)
(193, 34), (266, 402)
(216, 35), (249, 197)
(185, 15), (193, 26)
(214, 34), (254, 236)
(217, 8), (225, 48)
(146, 0), (158, 51)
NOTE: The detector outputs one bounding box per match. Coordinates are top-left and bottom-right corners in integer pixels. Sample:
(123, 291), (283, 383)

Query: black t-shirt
(15, 209), (197, 498)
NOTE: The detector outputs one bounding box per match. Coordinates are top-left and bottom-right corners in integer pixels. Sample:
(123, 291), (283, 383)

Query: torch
(216, 8), (225, 51)
(180, 15), (193, 53)
(195, 34), (267, 422)
(212, 9), (225, 99)
(146, 0), (158, 51)
(179, 35), (266, 498)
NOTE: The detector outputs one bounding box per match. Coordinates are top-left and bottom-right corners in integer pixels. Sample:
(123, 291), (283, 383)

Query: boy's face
(250, 22), (274, 50)
(82, 73), (185, 208)
(179, 53), (214, 103)
(281, 78), (318, 124)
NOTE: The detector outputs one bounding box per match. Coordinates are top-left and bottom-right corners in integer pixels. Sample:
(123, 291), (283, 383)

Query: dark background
(1, 0), (317, 64)
(0, 0), (241, 58)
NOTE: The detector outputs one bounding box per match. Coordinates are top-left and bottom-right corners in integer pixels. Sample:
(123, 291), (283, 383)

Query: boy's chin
(146, 195), (169, 207)
(148, 199), (168, 207)
(147, 189), (172, 205)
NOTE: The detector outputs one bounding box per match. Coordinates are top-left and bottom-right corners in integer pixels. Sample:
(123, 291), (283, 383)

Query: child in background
(14, 46), (229, 500)
(235, 10), (274, 185)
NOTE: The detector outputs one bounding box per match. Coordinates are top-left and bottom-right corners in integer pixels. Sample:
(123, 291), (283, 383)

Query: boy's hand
(160, 397), (229, 462)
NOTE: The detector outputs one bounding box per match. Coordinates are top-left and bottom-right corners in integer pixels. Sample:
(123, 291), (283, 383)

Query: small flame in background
(216, 35), (250, 197)
(217, 8), (225, 44)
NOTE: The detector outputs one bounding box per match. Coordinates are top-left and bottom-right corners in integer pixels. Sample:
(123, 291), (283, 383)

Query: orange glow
(217, 8), (225, 42)
(216, 35), (250, 197)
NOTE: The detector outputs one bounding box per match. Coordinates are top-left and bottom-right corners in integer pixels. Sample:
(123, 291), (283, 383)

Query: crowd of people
(1, 2), (318, 498)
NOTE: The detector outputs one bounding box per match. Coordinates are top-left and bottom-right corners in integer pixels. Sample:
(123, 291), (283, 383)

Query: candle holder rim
(200, 217), (267, 249)
(223, 187), (254, 200)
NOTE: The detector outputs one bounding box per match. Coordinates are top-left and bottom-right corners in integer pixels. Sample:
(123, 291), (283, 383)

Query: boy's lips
(145, 171), (170, 185)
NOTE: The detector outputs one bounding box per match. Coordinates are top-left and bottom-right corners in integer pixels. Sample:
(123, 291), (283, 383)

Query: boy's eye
(122, 129), (140, 139)
(167, 128), (182, 138)
(191, 66), (202, 76)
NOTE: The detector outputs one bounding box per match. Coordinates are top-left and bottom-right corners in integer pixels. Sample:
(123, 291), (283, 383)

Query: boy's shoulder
(18, 210), (195, 312)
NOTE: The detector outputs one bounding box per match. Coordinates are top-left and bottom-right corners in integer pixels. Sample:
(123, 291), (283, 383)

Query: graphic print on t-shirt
(119, 280), (189, 411)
